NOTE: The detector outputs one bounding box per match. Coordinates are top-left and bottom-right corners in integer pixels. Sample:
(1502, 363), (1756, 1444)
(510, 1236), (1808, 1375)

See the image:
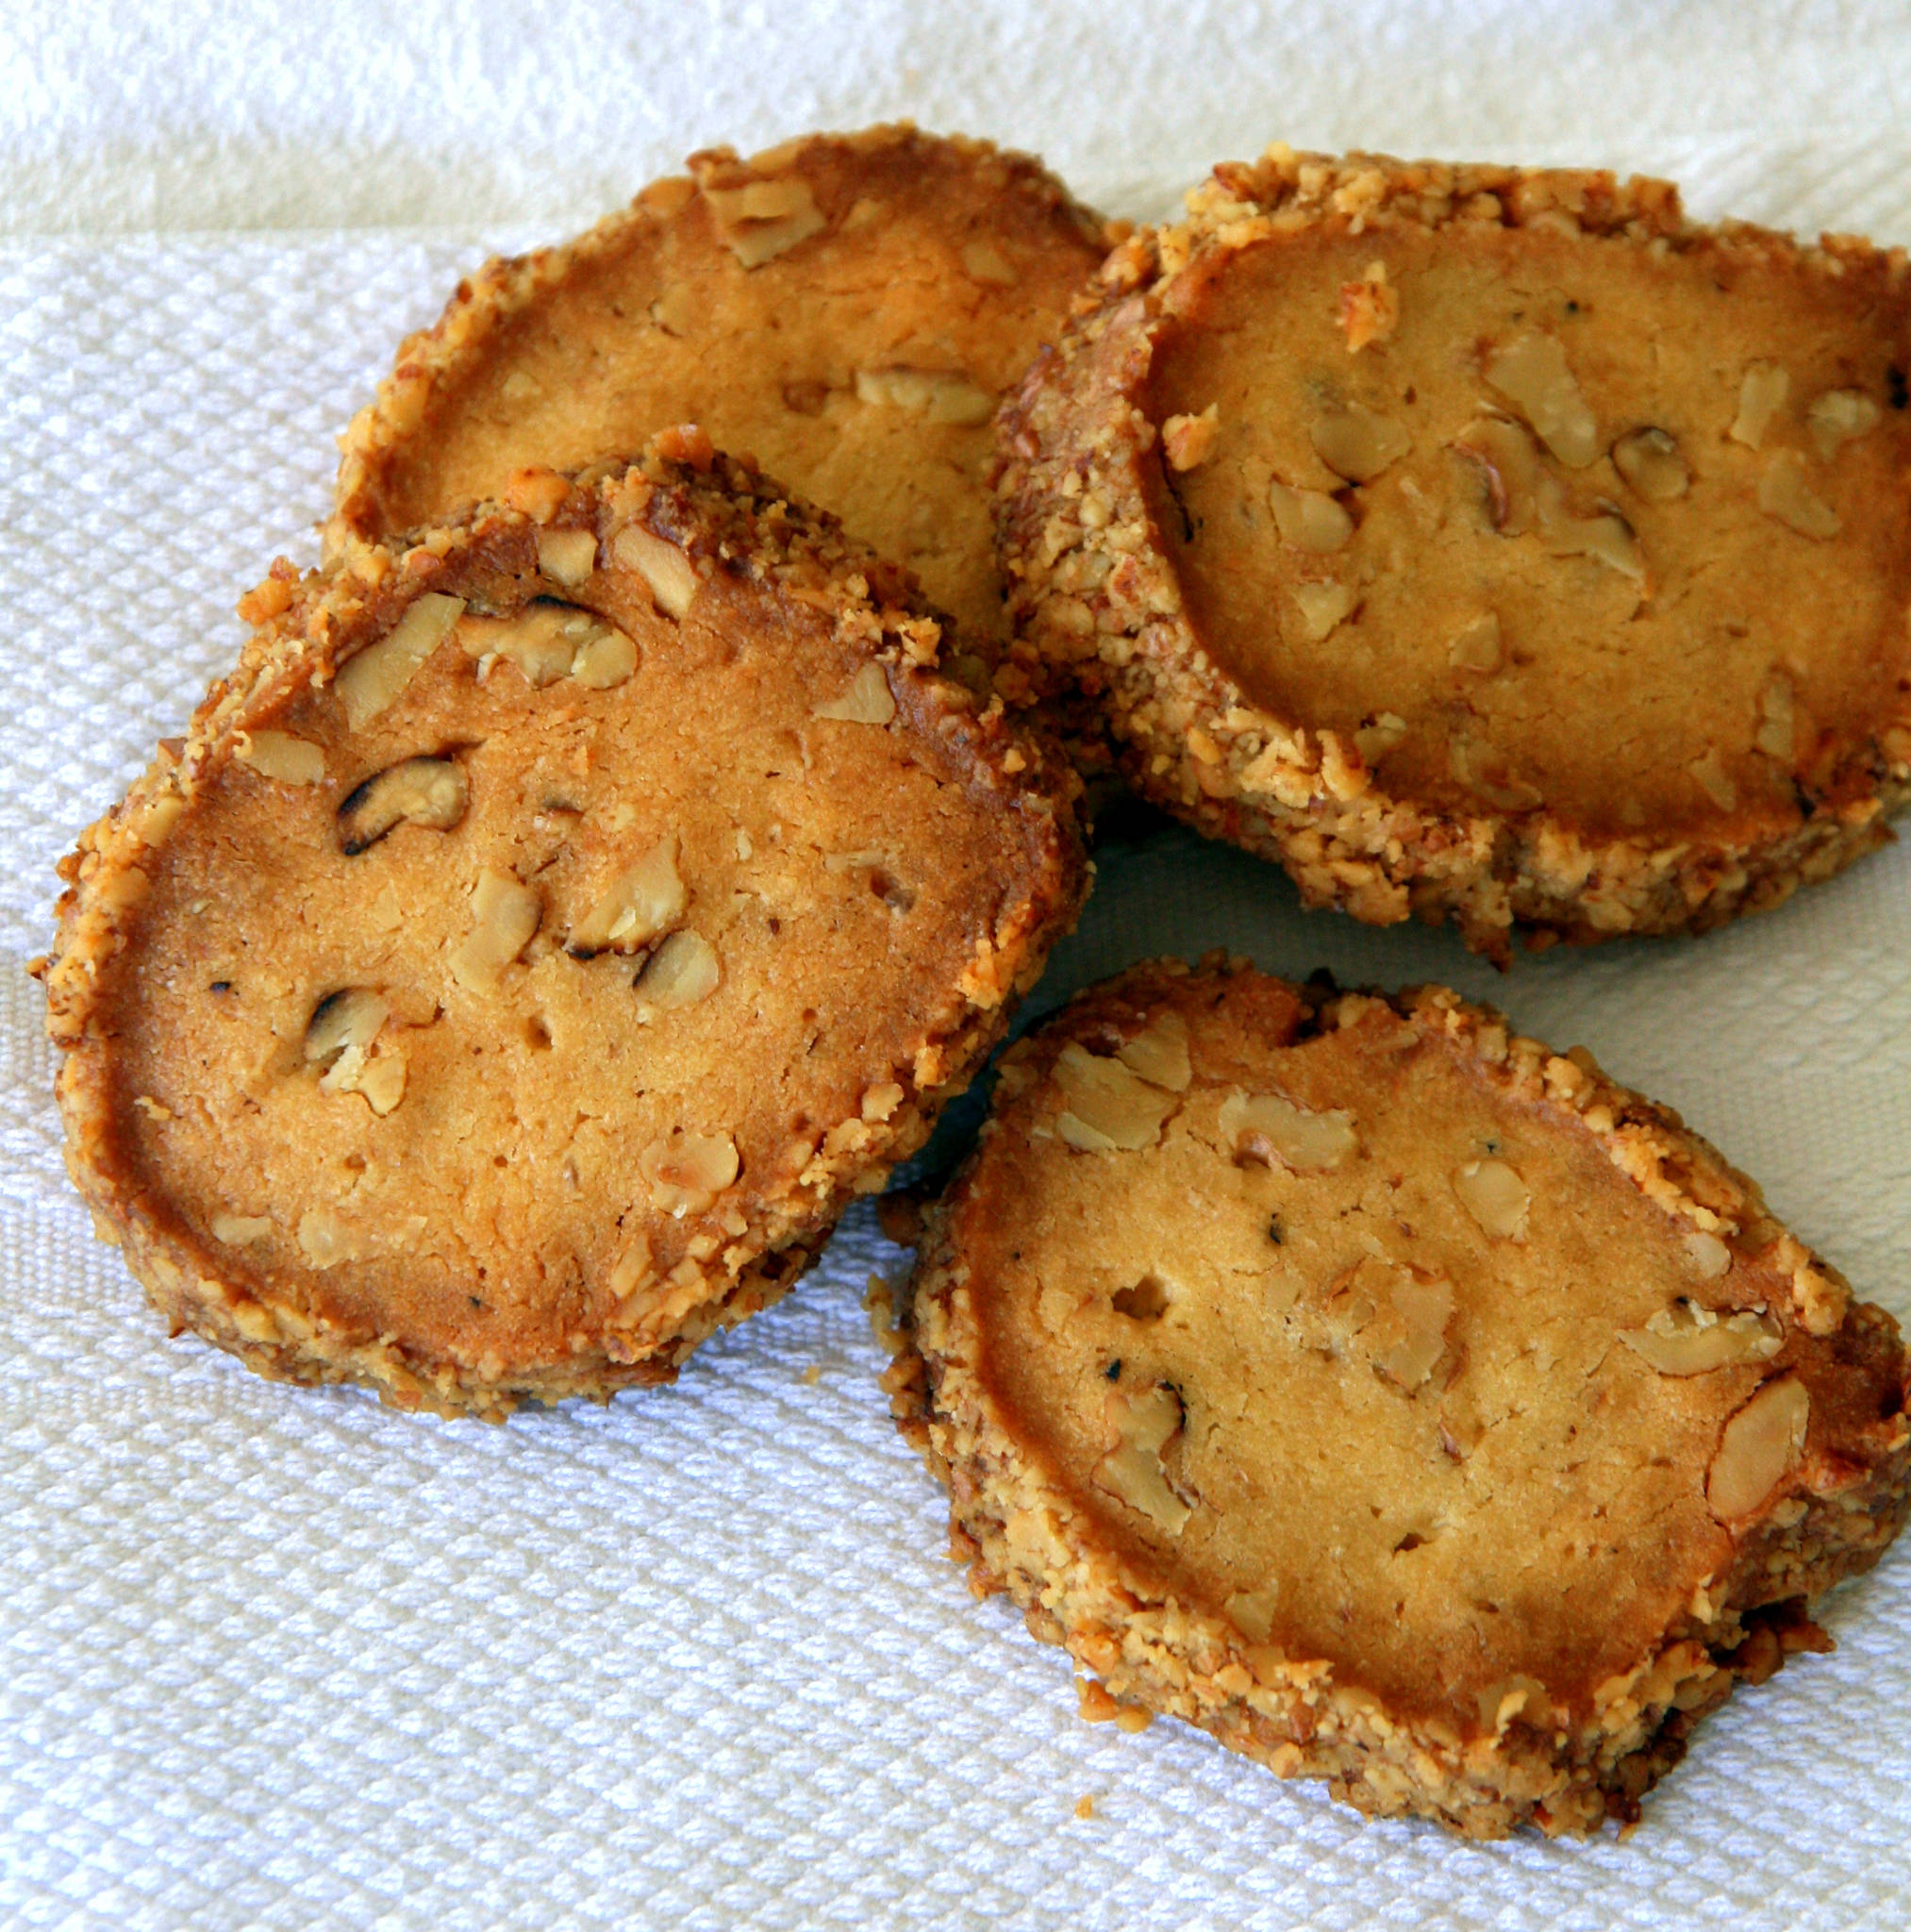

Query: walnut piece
(1454, 413), (1542, 534)
(636, 929), (721, 1010)
(1055, 1042), (1179, 1152)
(854, 367), (995, 426)
(209, 1213), (273, 1247)
(336, 593), (466, 731)
(702, 175), (826, 267)
(336, 756), (468, 855)
(1687, 748), (1738, 811)
(450, 868), (541, 991)
(536, 527), (598, 587)
(1730, 363), (1789, 449)
(1292, 579), (1356, 640)
(1448, 612), (1503, 675)
(1116, 1013), (1191, 1092)
(1268, 481), (1353, 552)
(237, 729), (326, 786)
(569, 839), (687, 957)
(1310, 404), (1411, 483)
(1484, 332), (1598, 468)
(459, 603), (632, 690)
(640, 1128), (740, 1217)
(1807, 388), (1881, 460)
(1546, 503), (1644, 579)
(1453, 1158), (1530, 1241)
(1611, 427), (1690, 501)
(305, 987), (406, 1115)
(1706, 1375), (1809, 1519)
(1621, 1300), (1782, 1375)
(1755, 673), (1797, 762)
(813, 661), (897, 725)
(1091, 1383), (1192, 1535)
(1758, 452), (1840, 539)
(1218, 1089), (1358, 1173)
(1371, 1268), (1455, 1390)
(1162, 404), (1220, 472)
(612, 524), (699, 617)
(1338, 261), (1399, 352)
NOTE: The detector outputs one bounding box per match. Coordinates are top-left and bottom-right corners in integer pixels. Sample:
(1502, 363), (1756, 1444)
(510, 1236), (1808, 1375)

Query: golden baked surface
(997, 151), (1911, 954)
(889, 958), (1911, 1837)
(333, 125), (1116, 648)
(43, 445), (1087, 1418)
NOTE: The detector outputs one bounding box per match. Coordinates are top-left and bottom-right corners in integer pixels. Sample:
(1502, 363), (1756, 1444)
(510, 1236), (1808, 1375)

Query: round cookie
(996, 149), (1911, 956)
(331, 125), (1119, 650)
(886, 958), (1911, 1837)
(42, 441), (1087, 1419)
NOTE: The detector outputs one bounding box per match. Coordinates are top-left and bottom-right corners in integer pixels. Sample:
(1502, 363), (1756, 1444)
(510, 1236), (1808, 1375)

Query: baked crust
(995, 149), (1911, 958)
(42, 441), (1087, 1419)
(330, 124), (1119, 649)
(884, 957), (1911, 1836)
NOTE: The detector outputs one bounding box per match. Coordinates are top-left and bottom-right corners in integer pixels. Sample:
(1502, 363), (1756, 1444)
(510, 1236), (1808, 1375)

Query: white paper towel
(4, 6), (1910, 1927)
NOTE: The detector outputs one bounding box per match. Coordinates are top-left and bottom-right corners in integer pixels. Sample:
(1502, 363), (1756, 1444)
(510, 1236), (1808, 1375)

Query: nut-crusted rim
(994, 148), (1911, 959)
(880, 955), (1911, 1837)
(328, 121), (1116, 558)
(42, 438), (1088, 1420)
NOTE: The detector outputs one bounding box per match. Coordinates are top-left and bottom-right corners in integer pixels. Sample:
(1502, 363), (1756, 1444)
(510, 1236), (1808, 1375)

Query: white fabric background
(3, 4), (1909, 1926)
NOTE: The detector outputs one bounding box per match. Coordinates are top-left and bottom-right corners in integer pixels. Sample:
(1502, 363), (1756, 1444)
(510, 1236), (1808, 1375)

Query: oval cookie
(332, 125), (1118, 649)
(996, 150), (1911, 955)
(888, 958), (1911, 1836)
(43, 443), (1087, 1418)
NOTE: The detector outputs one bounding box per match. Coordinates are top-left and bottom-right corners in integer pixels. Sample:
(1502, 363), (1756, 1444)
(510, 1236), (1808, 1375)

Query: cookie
(331, 125), (1118, 650)
(885, 958), (1911, 1836)
(41, 441), (1087, 1419)
(996, 149), (1911, 956)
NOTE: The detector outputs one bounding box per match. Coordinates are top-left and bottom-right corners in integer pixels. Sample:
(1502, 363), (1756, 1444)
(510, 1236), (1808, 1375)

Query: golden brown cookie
(331, 125), (1118, 650)
(996, 149), (1911, 957)
(42, 441), (1087, 1419)
(886, 958), (1911, 1837)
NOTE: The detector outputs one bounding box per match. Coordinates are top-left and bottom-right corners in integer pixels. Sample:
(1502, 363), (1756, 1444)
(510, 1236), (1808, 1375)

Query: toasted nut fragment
(1688, 747), (1738, 811)
(813, 661), (897, 725)
(337, 756), (468, 855)
(237, 729), (326, 785)
(701, 175), (826, 267)
(1755, 673), (1797, 762)
(1484, 332), (1597, 468)
(1310, 405), (1411, 482)
(296, 1209), (364, 1268)
(1268, 481), (1353, 552)
(1807, 388), (1881, 460)
(1353, 711), (1408, 764)
(336, 592), (466, 730)
(1685, 1229), (1733, 1280)
(209, 1213), (273, 1246)
(459, 602), (624, 689)
(1292, 579), (1356, 640)
(1622, 1300), (1781, 1375)
(1612, 427), (1690, 502)
(304, 987), (390, 1070)
(570, 839), (686, 957)
(1448, 612), (1503, 675)
(1224, 1584), (1280, 1643)
(1548, 504), (1644, 579)
(1219, 1089), (1358, 1173)
(1758, 451), (1840, 539)
(608, 1231), (655, 1301)
(1453, 1158), (1530, 1241)
(1730, 363), (1789, 448)
(612, 524), (699, 617)
(536, 527), (597, 587)
(1476, 1677), (1554, 1737)
(450, 867), (541, 991)
(1161, 404), (1220, 472)
(1116, 1012), (1191, 1092)
(960, 239), (1017, 285)
(570, 625), (638, 690)
(1055, 1042), (1179, 1152)
(1454, 414), (1542, 534)
(1706, 1374), (1809, 1518)
(1091, 1384), (1191, 1535)
(640, 1128), (739, 1217)
(636, 928), (720, 1009)
(1338, 261), (1399, 352)
(854, 366), (996, 426)
(504, 466), (571, 522)
(1371, 1269), (1455, 1390)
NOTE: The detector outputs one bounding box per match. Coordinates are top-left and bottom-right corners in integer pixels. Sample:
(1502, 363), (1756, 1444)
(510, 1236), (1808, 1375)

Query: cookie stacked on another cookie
(997, 149), (1911, 955)
(43, 444), (1086, 1417)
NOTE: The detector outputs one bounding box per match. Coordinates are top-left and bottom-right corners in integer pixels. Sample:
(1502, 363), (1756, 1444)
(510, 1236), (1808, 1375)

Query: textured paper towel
(5, 8), (1911, 1929)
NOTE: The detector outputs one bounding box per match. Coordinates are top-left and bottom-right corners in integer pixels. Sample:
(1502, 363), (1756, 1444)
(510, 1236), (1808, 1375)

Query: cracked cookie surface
(996, 149), (1911, 955)
(888, 958), (1910, 1836)
(42, 443), (1087, 1418)
(332, 124), (1118, 650)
